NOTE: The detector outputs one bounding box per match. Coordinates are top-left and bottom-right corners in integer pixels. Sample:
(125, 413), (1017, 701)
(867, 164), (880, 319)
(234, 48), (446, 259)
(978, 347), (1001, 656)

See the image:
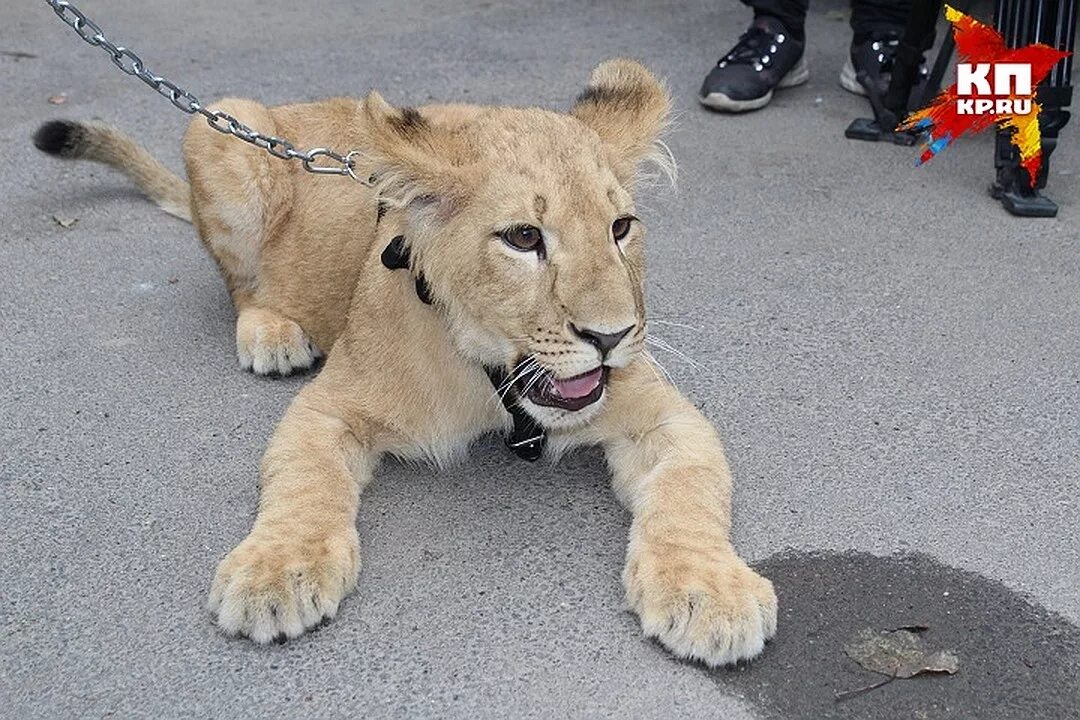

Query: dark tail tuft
(33, 120), (84, 158)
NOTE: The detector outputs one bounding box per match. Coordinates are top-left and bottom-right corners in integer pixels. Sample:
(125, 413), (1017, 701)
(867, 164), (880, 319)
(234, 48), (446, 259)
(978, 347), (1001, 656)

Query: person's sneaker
(839, 31), (928, 99)
(698, 16), (809, 112)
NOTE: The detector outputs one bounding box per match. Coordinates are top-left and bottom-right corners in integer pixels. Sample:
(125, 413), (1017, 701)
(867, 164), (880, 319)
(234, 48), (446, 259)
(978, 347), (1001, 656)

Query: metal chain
(44, 0), (368, 184)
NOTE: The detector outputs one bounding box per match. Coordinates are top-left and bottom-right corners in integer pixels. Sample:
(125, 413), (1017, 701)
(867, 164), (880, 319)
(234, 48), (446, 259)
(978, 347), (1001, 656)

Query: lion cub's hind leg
(183, 99), (321, 376)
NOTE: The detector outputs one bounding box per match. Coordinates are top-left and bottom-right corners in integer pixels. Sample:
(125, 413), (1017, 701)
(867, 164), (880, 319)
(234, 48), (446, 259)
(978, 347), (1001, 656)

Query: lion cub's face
(366, 60), (670, 429)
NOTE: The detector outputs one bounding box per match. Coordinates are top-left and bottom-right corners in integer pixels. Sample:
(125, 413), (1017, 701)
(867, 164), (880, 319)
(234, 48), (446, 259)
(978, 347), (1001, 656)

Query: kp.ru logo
(901, 6), (1070, 185)
(955, 63), (1033, 115)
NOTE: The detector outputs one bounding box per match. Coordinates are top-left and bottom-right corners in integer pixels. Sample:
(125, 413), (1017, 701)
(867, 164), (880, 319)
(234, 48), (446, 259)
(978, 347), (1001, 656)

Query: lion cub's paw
(208, 527), (360, 643)
(236, 307), (322, 376)
(624, 542), (777, 667)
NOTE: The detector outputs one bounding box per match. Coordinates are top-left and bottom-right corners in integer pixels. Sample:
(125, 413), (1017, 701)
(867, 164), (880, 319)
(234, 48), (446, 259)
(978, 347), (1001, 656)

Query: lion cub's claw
(235, 307), (322, 376)
(625, 545), (778, 667)
(208, 529), (360, 644)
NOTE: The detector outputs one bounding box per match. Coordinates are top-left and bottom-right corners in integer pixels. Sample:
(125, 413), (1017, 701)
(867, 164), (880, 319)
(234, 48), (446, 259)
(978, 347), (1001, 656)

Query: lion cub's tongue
(550, 368), (603, 399)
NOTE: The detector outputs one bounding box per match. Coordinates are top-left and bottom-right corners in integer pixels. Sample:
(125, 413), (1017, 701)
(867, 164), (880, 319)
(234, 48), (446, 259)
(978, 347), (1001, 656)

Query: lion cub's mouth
(521, 366), (607, 412)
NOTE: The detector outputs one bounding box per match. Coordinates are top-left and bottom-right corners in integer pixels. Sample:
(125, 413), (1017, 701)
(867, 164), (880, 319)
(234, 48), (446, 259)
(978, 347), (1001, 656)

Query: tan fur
(53, 121), (192, 221)
(40, 59), (776, 666)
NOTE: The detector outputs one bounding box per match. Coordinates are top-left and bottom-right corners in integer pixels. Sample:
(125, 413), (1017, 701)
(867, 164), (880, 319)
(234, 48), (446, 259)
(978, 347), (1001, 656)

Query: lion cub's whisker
(519, 365), (547, 398)
(642, 349), (675, 386)
(491, 357), (539, 405)
(644, 334), (704, 371)
(496, 360), (533, 395)
(647, 318), (703, 332)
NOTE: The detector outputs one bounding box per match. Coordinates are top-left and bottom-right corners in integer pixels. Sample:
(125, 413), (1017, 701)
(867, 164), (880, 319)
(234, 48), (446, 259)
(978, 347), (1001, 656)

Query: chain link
(44, 0), (368, 183)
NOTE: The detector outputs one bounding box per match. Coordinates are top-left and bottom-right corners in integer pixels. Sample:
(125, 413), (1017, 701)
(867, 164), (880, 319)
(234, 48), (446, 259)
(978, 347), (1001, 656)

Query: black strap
(381, 235), (433, 305)
(380, 235), (410, 269)
(381, 235), (546, 461)
(483, 365), (547, 462)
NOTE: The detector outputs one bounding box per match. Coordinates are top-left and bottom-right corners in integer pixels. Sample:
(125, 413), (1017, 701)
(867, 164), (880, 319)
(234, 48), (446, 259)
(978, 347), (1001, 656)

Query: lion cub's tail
(33, 120), (191, 223)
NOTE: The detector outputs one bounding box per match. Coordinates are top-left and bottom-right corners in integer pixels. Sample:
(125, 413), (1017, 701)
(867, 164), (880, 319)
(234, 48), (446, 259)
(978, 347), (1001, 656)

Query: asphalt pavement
(1, 1), (1078, 718)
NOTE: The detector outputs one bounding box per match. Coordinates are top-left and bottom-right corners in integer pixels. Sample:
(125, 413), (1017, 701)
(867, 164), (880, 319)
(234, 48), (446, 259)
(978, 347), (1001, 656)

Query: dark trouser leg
(851, 0), (937, 47)
(740, 0), (809, 40)
(991, 0), (1075, 216)
(1028, 0), (1075, 191)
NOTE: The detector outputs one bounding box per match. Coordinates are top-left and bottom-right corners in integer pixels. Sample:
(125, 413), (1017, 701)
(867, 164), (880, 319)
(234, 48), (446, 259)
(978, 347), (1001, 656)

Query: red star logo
(900, 6), (1070, 185)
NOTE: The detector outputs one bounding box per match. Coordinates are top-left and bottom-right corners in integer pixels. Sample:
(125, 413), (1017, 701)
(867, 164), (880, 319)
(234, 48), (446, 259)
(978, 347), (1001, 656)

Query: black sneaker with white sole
(839, 31), (928, 100)
(698, 16), (809, 113)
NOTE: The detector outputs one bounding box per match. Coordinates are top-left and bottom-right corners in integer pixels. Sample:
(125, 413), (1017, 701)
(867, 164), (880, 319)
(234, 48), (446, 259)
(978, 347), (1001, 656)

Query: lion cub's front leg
(235, 305), (322, 376)
(600, 364), (777, 666)
(209, 382), (370, 642)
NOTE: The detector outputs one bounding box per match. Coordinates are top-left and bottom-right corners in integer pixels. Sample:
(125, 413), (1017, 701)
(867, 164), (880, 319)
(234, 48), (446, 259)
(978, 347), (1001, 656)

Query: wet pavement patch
(714, 550), (1080, 720)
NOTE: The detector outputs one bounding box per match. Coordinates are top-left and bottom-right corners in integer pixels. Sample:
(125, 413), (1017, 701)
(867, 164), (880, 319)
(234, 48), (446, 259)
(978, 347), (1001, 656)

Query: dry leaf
(53, 215), (78, 229)
(843, 628), (960, 679)
(48, 94), (67, 105)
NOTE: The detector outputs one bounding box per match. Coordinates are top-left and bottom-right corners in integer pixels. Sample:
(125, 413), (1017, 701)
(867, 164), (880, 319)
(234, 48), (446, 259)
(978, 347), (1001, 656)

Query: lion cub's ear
(571, 59), (672, 185)
(361, 92), (472, 214)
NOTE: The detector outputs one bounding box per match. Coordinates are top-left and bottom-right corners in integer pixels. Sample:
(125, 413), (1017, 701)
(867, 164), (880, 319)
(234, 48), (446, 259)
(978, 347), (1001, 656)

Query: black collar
(381, 234), (547, 461)
(482, 364), (547, 461)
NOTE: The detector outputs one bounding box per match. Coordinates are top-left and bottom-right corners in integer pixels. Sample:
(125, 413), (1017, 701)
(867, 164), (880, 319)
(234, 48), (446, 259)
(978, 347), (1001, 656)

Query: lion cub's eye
(612, 216), (634, 242)
(501, 224), (544, 253)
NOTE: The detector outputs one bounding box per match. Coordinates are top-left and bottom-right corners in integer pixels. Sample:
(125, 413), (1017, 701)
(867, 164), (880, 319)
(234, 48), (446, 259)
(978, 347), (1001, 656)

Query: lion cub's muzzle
(510, 320), (641, 412)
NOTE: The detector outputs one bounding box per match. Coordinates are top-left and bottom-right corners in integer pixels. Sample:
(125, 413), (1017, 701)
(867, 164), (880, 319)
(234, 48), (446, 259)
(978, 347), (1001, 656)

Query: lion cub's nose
(570, 323), (633, 357)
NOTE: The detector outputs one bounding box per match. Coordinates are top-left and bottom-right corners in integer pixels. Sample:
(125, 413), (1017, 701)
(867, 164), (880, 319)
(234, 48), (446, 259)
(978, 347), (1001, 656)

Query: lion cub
(35, 59), (777, 666)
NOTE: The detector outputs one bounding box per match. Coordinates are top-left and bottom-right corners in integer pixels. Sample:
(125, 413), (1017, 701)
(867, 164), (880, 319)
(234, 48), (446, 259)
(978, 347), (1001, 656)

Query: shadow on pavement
(716, 550), (1080, 720)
